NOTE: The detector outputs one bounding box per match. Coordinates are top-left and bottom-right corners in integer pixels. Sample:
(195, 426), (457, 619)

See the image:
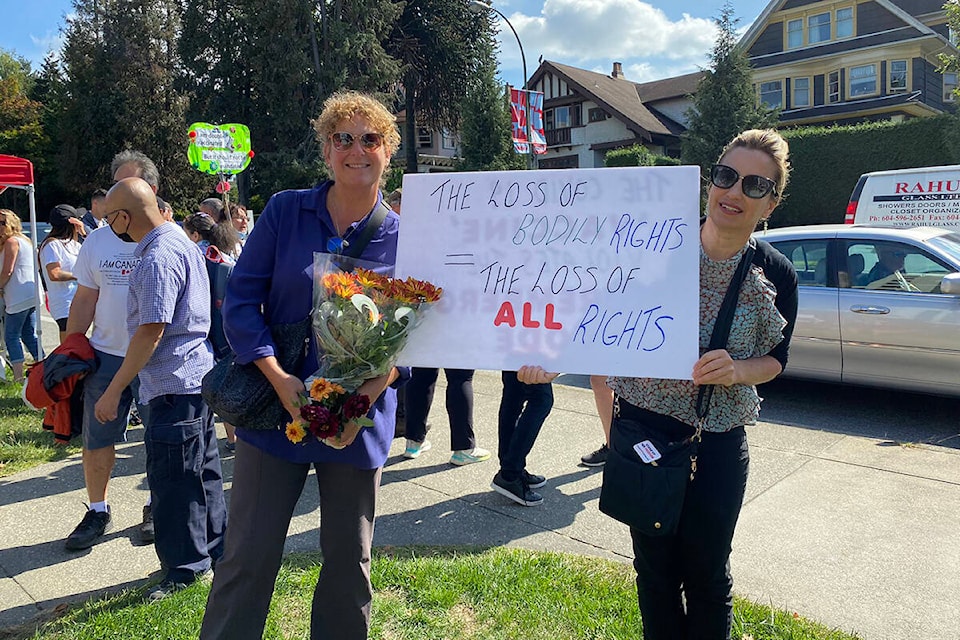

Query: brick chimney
(612, 62), (624, 79)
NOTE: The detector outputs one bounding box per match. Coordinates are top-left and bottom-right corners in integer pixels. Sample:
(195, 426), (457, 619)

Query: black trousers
(497, 371), (553, 480)
(624, 404), (749, 640)
(404, 367), (476, 451)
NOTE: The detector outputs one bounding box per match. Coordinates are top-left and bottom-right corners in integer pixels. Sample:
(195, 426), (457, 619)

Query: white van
(845, 165), (960, 230)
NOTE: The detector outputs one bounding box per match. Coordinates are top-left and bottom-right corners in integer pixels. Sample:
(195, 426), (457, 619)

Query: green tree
(0, 49), (44, 163)
(458, 58), (524, 172)
(387, 0), (489, 173)
(681, 2), (778, 176)
(56, 0), (205, 206)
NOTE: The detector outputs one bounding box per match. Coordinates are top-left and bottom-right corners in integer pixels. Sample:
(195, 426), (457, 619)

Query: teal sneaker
(450, 447), (491, 466)
(403, 439), (432, 459)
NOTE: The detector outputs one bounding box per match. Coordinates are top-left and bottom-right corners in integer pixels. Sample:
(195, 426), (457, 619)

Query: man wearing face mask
(62, 152), (164, 551)
(94, 177), (225, 601)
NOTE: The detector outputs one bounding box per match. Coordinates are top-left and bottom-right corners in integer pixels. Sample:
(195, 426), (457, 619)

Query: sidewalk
(1, 360), (958, 639)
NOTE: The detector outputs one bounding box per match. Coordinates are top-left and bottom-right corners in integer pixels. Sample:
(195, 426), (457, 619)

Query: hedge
(603, 113), (960, 228)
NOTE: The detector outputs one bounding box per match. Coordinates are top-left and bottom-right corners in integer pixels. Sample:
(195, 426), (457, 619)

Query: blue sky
(2, 0), (770, 87)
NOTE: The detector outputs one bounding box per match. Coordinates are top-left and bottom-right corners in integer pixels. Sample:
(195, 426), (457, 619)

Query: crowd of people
(9, 88), (797, 640)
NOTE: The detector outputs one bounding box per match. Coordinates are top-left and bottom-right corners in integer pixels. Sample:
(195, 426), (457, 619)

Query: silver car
(754, 225), (960, 398)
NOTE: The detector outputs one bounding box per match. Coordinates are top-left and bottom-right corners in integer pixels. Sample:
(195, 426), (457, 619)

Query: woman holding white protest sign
(521, 129), (798, 639)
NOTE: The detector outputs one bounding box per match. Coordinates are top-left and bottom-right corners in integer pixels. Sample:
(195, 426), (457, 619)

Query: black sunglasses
(329, 131), (384, 152)
(710, 164), (778, 199)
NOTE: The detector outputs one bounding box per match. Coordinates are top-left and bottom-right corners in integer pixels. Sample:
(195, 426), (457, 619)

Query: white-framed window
(836, 7), (854, 39)
(787, 19), (804, 49)
(417, 127), (433, 148)
(808, 12), (831, 44)
(441, 130), (457, 150)
(555, 106), (571, 129)
(792, 77), (811, 107)
(760, 80), (783, 108)
(849, 63), (878, 97)
(828, 70), (841, 103)
(944, 72), (958, 102)
(889, 60), (908, 92)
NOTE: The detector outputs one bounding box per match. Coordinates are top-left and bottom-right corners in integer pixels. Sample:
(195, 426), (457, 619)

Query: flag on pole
(510, 88), (546, 155)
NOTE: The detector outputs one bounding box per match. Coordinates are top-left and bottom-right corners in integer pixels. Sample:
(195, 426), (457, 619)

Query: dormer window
(808, 13), (831, 44)
(787, 19), (803, 49)
(836, 8), (854, 38)
(889, 60), (908, 92)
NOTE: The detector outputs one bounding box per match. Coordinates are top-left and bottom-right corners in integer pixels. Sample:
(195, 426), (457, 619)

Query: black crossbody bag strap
(694, 241), (757, 424)
(342, 200), (390, 259)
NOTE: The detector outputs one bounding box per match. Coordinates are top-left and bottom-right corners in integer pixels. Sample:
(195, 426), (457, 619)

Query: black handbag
(201, 318), (311, 430)
(599, 242), (756, 536)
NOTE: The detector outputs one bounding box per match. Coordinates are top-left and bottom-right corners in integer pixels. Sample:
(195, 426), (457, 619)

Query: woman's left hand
(322, 371), (394, 449)
(692, 349), (738, 387)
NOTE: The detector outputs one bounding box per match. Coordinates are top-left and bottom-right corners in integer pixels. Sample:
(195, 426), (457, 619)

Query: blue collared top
(223, 181), (404, 468)
(129, 222), (215, 404)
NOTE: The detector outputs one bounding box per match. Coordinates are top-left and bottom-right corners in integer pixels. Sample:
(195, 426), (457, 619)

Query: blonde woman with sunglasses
(521, 130), (800, 639)
(201, 91), (405, 640)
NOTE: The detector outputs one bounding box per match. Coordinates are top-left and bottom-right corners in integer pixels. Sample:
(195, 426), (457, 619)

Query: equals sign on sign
(445, 253), (474, 266)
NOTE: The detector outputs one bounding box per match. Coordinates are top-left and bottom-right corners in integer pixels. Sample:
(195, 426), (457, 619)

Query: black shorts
(55, 317), (68, 332)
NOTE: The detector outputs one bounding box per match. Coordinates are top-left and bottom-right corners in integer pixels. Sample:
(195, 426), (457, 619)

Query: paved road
(1, 321), (958, 639)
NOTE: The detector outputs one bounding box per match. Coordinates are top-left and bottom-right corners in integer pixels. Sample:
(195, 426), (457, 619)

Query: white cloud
(28, 28), (65, 64)
(491, 0), (717, 84)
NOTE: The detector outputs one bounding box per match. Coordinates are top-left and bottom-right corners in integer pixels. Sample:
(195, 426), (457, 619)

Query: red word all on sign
(493, 302), (563, 330)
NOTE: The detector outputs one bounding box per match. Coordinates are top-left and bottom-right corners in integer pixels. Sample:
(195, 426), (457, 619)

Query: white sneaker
(403, 439), (432, 459)
(450, 447), (491, 466)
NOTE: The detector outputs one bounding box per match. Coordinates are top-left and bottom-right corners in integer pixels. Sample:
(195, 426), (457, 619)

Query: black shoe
(128, 407), (142, 426)
(139, 505), (155, 543)
(581, 443), (609, 467)
(521, 470), (546, 489)
(491, 472), (543, 506)
(65, 508), (111, 550)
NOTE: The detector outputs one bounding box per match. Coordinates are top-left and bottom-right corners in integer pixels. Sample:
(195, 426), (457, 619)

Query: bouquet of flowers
(285, 254), (442, 447)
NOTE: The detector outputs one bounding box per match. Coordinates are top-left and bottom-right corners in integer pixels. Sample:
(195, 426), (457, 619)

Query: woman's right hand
(274, 372), (307, 423)
(517, 365), (559, 385)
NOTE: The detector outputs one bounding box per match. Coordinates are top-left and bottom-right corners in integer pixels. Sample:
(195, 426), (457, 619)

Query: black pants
(404, 367), (476, 451)
(624, 404), (749, 640)
(497, 371), (553, 481)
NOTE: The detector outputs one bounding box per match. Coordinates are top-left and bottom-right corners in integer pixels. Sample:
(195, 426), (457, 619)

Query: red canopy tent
(0, 154), (45, 346)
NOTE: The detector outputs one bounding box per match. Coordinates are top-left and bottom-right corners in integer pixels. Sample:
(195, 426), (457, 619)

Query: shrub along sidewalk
(21, 548), (861, 640)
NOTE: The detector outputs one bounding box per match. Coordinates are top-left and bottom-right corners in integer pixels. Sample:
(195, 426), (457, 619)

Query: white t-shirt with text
(73, 227), (141, 356)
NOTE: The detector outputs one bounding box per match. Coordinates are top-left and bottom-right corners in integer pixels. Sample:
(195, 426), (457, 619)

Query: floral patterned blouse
(609, 239), (789, 432)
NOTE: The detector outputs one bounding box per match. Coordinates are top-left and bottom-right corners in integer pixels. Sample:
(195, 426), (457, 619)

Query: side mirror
(941, 273), (960, 295)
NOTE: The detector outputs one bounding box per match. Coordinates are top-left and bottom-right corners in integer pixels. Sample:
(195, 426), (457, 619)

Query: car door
(767, 237), (841, 381)
(839, 239), (960, 396)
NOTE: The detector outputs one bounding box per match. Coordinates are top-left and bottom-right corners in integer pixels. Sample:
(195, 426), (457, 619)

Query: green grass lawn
(0, 382), (80, 478)
(20, 548), (860, 640)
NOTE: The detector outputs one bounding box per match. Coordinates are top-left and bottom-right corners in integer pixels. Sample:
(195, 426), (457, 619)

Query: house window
(950, 26), (960, 47)
(787, 19), (803, 49)
(547, 105), (581, 129)
(836, 7), (854, 39)
(849, 64), (877, 97)
(889, 60), (908, 92)
(417, 128), (433, 148)
(829, 70), (841, 102)
(808, 12), (831, 44)
(792, 77), (810, 107)
(945, 72), (958, 102)
(760, 80), (783, 108)
(588, 107), (608, 123)
(441, 130), (457, 150)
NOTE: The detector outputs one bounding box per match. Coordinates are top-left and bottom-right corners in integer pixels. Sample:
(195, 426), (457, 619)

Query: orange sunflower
(285, 419), (307, 444)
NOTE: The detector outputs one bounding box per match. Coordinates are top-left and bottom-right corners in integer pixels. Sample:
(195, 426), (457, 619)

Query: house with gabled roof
(527, 60), (703, 169)
(742, 0), (959, 125)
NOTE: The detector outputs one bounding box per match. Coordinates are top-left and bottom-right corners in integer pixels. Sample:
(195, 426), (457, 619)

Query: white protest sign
(394, 166), (701, 379)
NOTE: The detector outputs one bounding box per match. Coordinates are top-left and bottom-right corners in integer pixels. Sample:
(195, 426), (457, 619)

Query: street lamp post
(468, 0), (534, 168)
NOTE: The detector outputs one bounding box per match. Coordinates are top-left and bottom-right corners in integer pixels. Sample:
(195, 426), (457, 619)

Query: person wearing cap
(39, 205), (85, 342)
(0, 208), (41, 383)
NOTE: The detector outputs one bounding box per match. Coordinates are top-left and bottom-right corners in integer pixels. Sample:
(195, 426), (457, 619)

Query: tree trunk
(404, 74), (417, 174)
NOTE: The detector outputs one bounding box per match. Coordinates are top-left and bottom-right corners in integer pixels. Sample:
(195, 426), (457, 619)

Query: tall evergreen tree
(386, 0), (489, 173)
(56, 0), (204, 207)
(458, 29), (523, 172)
(680, 2), (778, 176)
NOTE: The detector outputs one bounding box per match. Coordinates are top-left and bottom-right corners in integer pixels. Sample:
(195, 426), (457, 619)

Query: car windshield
(927, 232), (960, 268)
